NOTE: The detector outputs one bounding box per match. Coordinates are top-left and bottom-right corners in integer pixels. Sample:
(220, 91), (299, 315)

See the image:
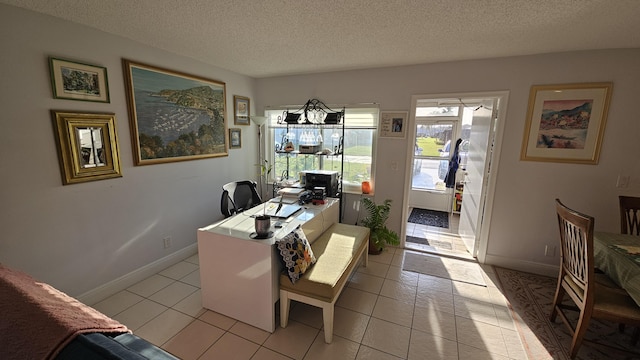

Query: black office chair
(221, 180), (262, 218)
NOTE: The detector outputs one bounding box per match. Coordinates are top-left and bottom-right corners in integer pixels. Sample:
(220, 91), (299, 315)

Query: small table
(197, 199), (339, 332)
(593, 231), (640, 306)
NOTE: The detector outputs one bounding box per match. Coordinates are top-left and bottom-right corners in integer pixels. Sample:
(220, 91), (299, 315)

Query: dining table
(594, 231), (640, 307)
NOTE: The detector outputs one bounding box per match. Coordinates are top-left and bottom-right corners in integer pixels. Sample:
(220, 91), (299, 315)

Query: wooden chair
(620, 195), (640, 235)
(619, 195), (640, 342)
(550, 199), (640, 358)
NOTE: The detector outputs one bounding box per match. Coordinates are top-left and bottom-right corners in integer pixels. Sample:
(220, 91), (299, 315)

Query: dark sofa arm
(55, 333), (178, 360)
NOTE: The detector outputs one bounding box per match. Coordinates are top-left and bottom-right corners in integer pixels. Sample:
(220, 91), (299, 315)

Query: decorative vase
(255, 215), (271, 237)
(361, 181), (371, 194)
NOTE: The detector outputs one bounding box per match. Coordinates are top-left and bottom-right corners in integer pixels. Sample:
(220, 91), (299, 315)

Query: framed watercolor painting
(521, 82), (612, 164)
(51, 111), (122, 185)
(49, 57), (110, 103)
(234, 95), (250, 125)
(229, 128), (241, 148)
(123, 59), (227, 165)
(379, 111), (408, 139)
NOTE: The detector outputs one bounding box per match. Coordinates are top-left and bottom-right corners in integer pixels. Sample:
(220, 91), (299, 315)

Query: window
(265, 105), (378, 194)
(411, 103), (474, 191)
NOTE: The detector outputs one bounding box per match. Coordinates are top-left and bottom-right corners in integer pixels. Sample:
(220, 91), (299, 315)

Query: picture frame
(49, 57), (110, 103)
(521, 82), (612, 164)
(51, 111), (122, 185)
(234, 95), (250, 125)
(379, 111), (408, 139)
(229, 128), (242, 149)
(123, 59), (228, 165)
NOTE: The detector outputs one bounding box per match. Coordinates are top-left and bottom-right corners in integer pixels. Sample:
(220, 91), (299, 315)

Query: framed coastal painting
(122, 59), (227, 165)
(379, 111), (408, 139)
(520, 82), (612, 164)
(229, 128), (241, 148)
(234, 95), (250, 125)
(51, 111), (122, 185)
(49, 57), (110, 103)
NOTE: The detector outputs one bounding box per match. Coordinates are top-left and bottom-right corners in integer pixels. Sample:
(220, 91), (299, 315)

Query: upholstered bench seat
(280, 223), (369, 343)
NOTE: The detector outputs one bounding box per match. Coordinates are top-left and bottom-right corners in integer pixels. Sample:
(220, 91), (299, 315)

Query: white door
(458, 99), (497, 256)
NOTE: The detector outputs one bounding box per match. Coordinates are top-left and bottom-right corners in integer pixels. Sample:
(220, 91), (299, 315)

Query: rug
(401, 252), (486, 286)
(406, 235), (453, 250)
(408, 208), (449, 228)
(494, 267), (640, 360)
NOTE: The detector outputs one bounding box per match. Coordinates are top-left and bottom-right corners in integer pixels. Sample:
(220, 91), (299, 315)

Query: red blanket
(0, 264), (129, 360)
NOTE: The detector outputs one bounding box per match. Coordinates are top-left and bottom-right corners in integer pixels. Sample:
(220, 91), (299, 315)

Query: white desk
(197, 199), (339, 332)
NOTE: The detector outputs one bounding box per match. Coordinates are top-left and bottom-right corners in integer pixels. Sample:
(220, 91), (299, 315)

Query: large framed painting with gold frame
(123, 59), (227, 165)
(51, 111), (122, 185)
(520, 82), (612, 164)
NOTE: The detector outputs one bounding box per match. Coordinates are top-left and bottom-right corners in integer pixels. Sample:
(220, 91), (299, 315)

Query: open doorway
(402, 92), (508, 262)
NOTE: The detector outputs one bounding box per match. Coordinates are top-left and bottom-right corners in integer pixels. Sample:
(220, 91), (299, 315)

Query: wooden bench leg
(322, 303), (334, 343)
(364, 241), (369, 268)
(280, 290), (291, 328)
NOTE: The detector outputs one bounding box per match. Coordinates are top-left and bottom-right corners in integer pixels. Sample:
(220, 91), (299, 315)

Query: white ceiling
(3, 0), (640, 78)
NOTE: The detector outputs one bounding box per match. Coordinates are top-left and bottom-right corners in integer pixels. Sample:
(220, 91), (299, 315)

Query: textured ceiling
(3, 0), (640, 78)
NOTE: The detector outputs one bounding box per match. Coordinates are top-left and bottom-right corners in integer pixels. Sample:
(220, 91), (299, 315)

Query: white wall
(254, 49), (640, 274)
(3, 4), (640, 299)
(0, 5), (259, 297)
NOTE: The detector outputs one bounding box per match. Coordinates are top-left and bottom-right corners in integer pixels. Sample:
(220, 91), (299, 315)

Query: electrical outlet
(544, 245), (556, 257)
(617, 175), (630, 188)
(163, 236), (172, 249)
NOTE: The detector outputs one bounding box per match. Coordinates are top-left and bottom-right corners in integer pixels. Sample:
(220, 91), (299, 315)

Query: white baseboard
(483, 254), (559, 278)
(77, 244), (198, 305)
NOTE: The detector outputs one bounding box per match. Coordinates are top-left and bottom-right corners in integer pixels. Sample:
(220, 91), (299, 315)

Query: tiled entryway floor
(92, 249), (527, 359)
(406, 212), (474, 260)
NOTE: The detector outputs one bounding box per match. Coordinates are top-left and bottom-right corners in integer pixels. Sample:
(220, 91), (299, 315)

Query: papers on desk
(263, 203), (303, 218)
(270, 196), (299, 204)
(609, 244), (640, 263)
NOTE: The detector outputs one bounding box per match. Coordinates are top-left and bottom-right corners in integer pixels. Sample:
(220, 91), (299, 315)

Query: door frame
(401, 90), (509, 263)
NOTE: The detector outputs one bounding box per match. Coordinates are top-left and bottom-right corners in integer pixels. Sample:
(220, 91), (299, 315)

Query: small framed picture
(379, 111), (408, 139)
(229, 128), (242, 149)
(49, 57), (110, 103)
(234, 95), (250, 125)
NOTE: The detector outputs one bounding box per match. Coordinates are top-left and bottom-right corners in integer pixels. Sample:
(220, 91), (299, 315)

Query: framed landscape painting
(49, 57), (110, 103)
(520, 82), (612, 164)
(123, 59), (227, 165)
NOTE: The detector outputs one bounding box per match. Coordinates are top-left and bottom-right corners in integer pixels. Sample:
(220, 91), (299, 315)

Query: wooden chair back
(551, 199), (640, 358)
(554, 199), (595, 308)
(619, 195), (640, 235)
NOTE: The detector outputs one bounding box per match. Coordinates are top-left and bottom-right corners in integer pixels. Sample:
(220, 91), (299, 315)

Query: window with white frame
(264, 105), (379, 194)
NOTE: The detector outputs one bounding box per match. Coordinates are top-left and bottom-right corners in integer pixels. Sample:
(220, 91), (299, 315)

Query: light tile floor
(92, 249), (527, 360)
(406, 211), (474, 260)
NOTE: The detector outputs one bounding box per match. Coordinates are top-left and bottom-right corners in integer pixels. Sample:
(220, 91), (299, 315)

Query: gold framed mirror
(51, 111), (122, 185)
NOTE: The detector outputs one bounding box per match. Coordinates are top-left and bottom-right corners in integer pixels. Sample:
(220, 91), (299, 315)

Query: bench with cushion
(278, 222), (370, 343)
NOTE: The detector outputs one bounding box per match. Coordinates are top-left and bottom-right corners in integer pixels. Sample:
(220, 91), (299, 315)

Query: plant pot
(368, 238), (383, 255)
(255, 215), (271, 237)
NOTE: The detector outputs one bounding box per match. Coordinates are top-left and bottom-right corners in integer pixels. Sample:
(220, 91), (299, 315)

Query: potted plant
(360, 198), (400, 254)
(255, 160), (272, 237)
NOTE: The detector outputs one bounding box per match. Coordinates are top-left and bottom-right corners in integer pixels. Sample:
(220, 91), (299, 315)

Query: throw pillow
(276, 225), (316, 284)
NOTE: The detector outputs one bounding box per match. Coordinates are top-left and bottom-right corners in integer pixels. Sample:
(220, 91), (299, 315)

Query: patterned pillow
(276, 225), (316, 284)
